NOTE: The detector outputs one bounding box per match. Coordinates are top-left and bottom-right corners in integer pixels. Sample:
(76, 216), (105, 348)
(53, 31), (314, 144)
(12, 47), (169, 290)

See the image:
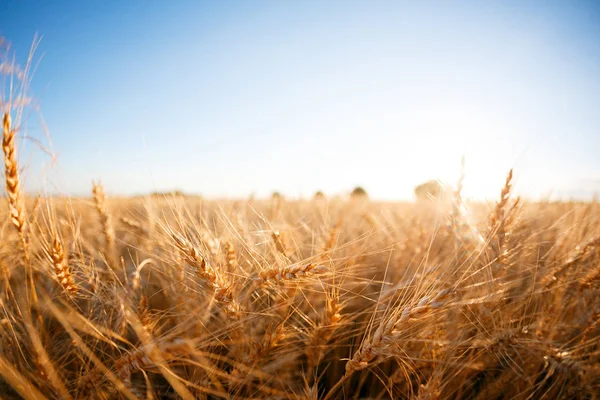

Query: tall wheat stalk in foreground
(2, 112), (39, 311)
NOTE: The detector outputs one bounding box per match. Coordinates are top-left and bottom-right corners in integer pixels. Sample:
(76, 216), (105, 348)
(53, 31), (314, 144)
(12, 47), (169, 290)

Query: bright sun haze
(3, 0), (600, 200)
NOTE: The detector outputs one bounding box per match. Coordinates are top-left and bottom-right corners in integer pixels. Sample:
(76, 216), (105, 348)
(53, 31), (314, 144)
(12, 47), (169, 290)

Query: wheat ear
(306, 292), (343, 375)
(92, 181), (116, 266)
(171, 232), (241, 320)
(489, 169), (513, 258)
(50, 233), (78, 297)
(258, 262), (327, 284)
(346, 288), (454, 374)
(2, 113), (28, 259)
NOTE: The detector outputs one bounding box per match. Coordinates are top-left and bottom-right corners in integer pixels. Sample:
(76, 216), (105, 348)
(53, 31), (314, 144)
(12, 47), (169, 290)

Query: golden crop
(0, 114), (599, 399)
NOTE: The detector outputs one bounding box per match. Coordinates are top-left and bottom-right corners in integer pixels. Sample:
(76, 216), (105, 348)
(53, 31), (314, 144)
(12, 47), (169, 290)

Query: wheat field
(0, 111), (599, 399)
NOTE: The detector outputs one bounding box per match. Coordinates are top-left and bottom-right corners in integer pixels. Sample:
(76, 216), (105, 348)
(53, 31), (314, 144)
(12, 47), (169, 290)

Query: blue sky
(2, 0), (600, 200)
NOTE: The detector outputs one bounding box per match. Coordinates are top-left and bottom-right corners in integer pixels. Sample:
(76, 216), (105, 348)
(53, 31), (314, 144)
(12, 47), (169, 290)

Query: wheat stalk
(306, 292), (343, 375)
(2, 111), (39, 310)
(489, 169), (513, 259)
(92, 181), (116, 266)
(271, 230), (287, 256)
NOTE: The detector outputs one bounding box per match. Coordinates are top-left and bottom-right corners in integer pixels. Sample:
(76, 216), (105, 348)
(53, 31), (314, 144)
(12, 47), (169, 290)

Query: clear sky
(2, 0), (600, 200)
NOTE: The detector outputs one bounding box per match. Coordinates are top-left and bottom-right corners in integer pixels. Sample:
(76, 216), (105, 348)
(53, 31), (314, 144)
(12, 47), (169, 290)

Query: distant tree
(314, 191), (326, 201)
(272, 192), (283, 202)
(414, 180), (443, 200)
(151, 190), (185, 198)
(350, 186), (368, 199)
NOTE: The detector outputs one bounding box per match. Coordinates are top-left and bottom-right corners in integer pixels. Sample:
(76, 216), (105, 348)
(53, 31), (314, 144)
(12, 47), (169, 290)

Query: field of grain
(0, 110), (599, 399)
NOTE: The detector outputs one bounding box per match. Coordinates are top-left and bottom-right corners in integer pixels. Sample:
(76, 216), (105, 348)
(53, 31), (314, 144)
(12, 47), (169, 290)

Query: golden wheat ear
(487, 168), (514, 263)
(170, 231), (242, 320)
(92, 181), (116, 267)
(490, 169), (513, 238)
(2, 112), (28, 258)
(50, 233), (78, 297)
